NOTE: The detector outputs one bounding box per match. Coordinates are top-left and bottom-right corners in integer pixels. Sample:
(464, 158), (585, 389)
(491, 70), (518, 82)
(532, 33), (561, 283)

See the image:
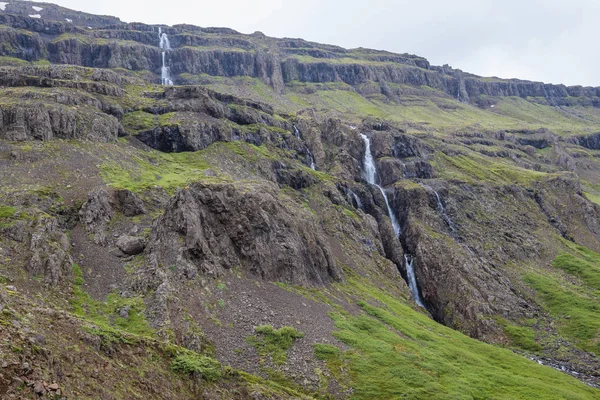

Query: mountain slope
(0, 2), (599, 399)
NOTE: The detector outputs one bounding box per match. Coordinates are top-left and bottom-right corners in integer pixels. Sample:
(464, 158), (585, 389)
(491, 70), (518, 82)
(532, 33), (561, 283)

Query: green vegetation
(121, 111), (155, 134)
(496, 318), (542, 352)
(315, 276), (599, 400)
(247, 325), (304, 365)
(313, 343), (341, 360)
(0, 206), (17, 220)
(524, 272), (599, 355)
(71, 264), (154, 337)
(433, 152), (548, 185)
(100, 150), (212, 194)
(521, 244), (600, 355)
(552, 247), (600, 291)
(171, 353), (223, 381)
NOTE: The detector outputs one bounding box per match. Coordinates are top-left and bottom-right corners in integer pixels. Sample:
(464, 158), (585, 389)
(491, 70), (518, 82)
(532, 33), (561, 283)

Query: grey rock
(116, 236), (145, 256)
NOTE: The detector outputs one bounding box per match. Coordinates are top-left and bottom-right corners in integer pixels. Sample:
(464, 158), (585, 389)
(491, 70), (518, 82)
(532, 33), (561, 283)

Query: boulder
(116, 236), (145, 256)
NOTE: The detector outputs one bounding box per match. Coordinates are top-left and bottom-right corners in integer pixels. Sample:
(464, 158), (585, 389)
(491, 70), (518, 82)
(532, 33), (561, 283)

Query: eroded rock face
(79, 189), (114, 245)
(28, 216), (73, 285)
(0, 104), (119, 142)
(145, 182), (342, 286)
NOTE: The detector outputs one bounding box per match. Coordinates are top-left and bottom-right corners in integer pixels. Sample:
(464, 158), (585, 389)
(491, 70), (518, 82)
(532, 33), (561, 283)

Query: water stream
(361, 133), (424, 307)
(294, 125), (316, 170)
(158, 27), (173, 86)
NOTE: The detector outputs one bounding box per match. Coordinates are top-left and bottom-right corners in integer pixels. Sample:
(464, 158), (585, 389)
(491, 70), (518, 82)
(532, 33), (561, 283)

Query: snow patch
(0, 3), (8, 11)
(32, 6), (43, 12)
(87, 26), (92, 29)
(29, 14), (41, 19)
(490, 105), (495, 108)
(65, 18), (72, 23)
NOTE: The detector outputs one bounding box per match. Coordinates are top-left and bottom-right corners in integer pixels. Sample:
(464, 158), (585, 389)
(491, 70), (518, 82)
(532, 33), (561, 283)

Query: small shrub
(247, 325), (304, 365)
(171, 354), (222, 381)
(313, 343), (341, 360)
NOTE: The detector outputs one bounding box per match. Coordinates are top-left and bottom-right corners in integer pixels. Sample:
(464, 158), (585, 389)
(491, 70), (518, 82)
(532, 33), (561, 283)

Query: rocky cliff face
(1, 6), (598, 106)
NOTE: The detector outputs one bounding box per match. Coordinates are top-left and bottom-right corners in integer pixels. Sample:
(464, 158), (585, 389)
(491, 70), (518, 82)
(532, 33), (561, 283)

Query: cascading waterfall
(361, 134), (401, 236)
(422, 184), (454, 230)
(158, 27), (173, 86)
(346, 189), (364, 210)
(404, 255), (425, 308)
(293, 125), (316, 170)
(361, 133), (425, 307)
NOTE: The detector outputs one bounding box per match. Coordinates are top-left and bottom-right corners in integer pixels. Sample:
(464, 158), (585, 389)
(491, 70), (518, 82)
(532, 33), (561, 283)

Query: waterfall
(404, 255), (425, 308)
(361, 134), (401, 236)
(294, 125), (316, 170)
(347, 189), (363, 210)
(158, 27), (173, 86)
(422, 184), (454, 231)
(361, 133), (424, 307)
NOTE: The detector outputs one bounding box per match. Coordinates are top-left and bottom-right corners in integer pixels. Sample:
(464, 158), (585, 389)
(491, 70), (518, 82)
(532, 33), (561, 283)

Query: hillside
(0, 1), (599, 399)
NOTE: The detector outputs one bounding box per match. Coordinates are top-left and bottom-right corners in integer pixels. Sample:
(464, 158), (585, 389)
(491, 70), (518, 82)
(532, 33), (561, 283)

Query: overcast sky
(39, 0), (600, 86)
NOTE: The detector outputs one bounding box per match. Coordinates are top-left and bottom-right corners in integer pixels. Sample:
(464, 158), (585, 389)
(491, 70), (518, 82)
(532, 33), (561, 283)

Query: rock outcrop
(144, 182), (342, 286)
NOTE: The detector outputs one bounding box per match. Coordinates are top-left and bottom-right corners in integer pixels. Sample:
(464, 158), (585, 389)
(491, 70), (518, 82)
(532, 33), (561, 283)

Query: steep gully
(361, 133), (425, 308)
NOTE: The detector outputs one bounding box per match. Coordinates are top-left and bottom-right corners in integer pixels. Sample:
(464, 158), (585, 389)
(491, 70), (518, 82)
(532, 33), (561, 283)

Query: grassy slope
(2, 54), (600, 396)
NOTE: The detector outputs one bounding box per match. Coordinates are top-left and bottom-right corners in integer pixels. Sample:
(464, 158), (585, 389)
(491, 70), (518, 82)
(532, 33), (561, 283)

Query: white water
(348, 189), (363, 210)
(362, 133), (424, 307)
(404, 255), (425, 308)
(361, 134), (401, 236)
(293, 125), (316, 170)
(158, 27), (173, 86)
(422, 184), (454, 231)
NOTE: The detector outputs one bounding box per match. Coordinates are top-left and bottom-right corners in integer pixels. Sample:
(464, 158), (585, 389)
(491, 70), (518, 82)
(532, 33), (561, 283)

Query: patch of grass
(100, 150), (212, 194)
(433, 152), (548, 186)
(247, 325), (304, 365)
(322, 276), (599, 399)
(0, 206), (17, 219)
(553, 247), (600, 291)
(71, 264), (154, 338)
(121, 111), (155, 134)
(313, 343), (341, 360)
(496, 318), (543, 352)
(525, 271), (600, 355)
(171, 353), (222, 381)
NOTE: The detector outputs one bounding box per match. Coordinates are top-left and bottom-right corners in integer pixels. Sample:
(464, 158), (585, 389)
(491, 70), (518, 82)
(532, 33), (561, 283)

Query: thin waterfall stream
(361, 133), (425, 307)
(158, 27), (173, 86)
(294, 125), (316, 170)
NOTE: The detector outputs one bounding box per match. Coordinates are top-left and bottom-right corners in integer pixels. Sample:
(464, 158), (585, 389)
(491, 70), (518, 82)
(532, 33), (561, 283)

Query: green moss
(0, 206), (17, 219)
(0, 56), (29, 66)
(433, 152), (548, 186)
(100, 150), (212, 194)
(247, 325), (304, 365)
(71, 264), (154, 338)
(121, 111), (155, 134)
(171, 353), (222, 381)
